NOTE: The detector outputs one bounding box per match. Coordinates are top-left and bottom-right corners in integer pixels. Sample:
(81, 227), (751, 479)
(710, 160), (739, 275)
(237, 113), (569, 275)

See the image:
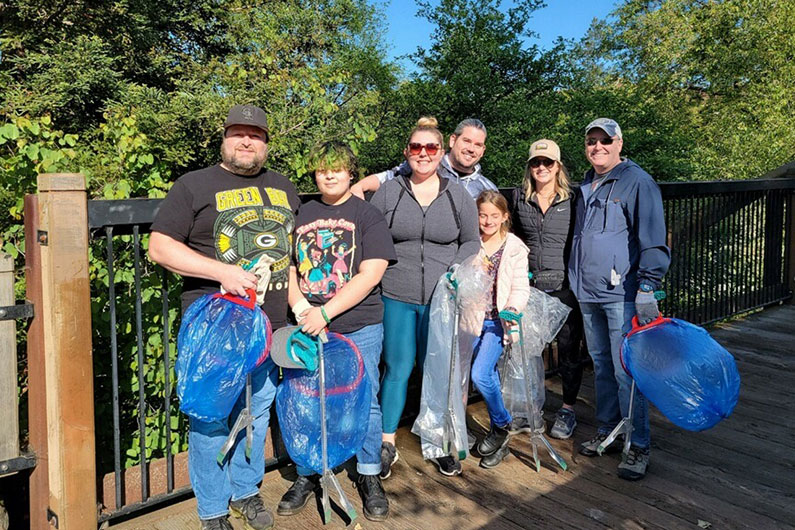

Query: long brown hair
(477, 190), (511, 236)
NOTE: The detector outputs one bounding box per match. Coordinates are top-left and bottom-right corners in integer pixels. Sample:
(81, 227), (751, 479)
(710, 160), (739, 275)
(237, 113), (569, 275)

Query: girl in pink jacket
(471, 191), (531, 468)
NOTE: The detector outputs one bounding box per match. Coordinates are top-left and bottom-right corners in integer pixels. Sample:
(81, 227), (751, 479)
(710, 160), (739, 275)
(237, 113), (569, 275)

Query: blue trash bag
(276, 333), (371, 474)
(176, 289), (272, 422)
(621, 316), (740, 431)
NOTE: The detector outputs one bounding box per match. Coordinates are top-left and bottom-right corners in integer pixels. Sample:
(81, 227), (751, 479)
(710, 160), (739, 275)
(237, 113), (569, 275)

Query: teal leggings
(379, 296), (431, 433)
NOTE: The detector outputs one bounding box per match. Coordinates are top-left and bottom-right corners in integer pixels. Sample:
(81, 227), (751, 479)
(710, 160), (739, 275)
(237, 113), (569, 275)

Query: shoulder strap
(445, 189), (461, 230)
(389, 186), (406, 229)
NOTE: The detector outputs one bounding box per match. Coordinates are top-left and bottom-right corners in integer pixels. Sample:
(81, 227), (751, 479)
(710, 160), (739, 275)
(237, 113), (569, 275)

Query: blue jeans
(297, 323), (384, 477)
(379, 297), (431, 434)
(579, 302), (650, 449)
(471, 319), (512, 428)
(189, 357), (279, 520)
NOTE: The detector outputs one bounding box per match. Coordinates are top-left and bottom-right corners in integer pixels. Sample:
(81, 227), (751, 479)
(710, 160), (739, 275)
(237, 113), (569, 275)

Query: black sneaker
(200, 516), (233, 530)
(432, 455), (462, 476)
(277, 475), (318, 516)
(477, 424), (510, 457)
(479, 438), (510, 469)
(507, 417), (532, 435)
(579, 432), (623, 457)
(380, 442), (399, 479)
(356, 474), (389, 521)
(617, 445), (650, 481)
(229, 494), (273, 530)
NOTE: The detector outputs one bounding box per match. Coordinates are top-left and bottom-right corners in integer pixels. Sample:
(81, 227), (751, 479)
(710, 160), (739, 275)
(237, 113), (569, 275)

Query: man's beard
(221, 145), (267, 175)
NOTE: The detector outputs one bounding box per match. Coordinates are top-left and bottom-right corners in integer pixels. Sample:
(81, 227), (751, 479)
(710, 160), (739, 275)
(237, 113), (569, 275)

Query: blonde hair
(407, 116), (444, 147)
(523, 158), (571, 203)
(477, 190), (511, 236)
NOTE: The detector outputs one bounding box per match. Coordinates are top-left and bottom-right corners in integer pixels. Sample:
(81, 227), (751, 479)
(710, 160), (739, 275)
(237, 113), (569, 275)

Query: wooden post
(36, 174), (97, 529)
(25, 194), (49, 530)
(0, 254), (18, 463)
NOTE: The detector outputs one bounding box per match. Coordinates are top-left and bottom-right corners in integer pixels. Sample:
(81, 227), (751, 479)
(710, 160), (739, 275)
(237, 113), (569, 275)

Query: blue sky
(380, 0), (619, 74)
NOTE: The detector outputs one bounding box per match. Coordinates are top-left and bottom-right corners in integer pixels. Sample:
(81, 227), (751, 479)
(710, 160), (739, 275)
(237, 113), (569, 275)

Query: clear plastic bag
(412, 256), (491, 460)
(499, 287), (570, 427)
(622, 317), (741, 431)
(176, 291), (272, 422)
(276, 333), (371, 473)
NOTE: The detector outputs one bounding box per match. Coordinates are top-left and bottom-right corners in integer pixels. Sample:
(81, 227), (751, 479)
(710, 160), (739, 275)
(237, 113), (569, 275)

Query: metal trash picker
(598, 295), (666, 458)
(442, 274), (467, 462)
(315, 331), (358, 525)
(216, 258), (275, 464)
(499, 308), (567, 473)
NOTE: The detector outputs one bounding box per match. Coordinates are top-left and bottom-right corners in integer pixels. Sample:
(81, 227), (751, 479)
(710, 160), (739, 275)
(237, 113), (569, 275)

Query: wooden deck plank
(109, 304), (795, 530)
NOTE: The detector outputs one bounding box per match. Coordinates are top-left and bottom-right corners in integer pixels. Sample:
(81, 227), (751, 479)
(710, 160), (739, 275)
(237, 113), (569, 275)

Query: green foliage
(575, 0), (795, 180)
(1, 0), (397, 476)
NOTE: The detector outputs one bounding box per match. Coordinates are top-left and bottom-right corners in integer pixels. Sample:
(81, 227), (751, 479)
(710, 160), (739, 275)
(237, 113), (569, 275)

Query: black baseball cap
(224, 104), (269, 139)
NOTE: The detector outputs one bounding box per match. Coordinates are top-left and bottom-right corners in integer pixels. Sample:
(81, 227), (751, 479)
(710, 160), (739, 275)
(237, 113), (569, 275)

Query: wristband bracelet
(320, 305), (331, 324)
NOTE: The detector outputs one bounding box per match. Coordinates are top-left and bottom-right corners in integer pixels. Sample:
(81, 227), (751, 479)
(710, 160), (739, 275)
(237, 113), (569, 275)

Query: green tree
(576, 0), (795, 180)
(360, 0), (567, 185)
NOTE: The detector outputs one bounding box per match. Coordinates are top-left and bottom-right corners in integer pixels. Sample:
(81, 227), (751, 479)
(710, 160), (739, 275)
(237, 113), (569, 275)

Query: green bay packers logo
(214, 205), (295, 291)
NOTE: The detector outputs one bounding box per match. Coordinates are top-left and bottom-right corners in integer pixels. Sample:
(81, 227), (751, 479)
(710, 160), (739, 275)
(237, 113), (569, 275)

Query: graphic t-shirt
(151, 164), (300, 329)
(293, 196), (396, 334)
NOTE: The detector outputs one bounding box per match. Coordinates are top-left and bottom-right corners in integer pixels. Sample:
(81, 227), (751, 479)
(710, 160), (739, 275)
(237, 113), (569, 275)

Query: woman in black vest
(510, 139), (585, 440)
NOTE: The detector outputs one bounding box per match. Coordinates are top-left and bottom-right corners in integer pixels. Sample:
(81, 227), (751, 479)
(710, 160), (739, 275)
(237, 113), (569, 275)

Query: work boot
(356, 474), (389, 521)
(229, 494), (273, 530)
(477, 424), (510, 457)
(579, 432), (623, 457)
(200, 516), (233, 530)
(479, 438), (510, 469)
(380, 441), (399, 479)
(277, 475), (318, 516)
(617, 445), (650, 481)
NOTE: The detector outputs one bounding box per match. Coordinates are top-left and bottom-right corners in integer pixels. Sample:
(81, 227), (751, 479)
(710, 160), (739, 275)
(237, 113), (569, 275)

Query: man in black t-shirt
(150, 104), (299, 530)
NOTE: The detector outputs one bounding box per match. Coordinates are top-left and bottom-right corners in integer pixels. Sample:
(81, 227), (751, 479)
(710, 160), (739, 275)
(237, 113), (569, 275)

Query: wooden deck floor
(110, 304), (795, 530)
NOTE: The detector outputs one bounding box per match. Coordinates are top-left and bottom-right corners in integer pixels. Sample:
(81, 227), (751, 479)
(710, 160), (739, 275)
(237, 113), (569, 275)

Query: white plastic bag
(412, 255), (491, 460)
(499, 287), (571, 429)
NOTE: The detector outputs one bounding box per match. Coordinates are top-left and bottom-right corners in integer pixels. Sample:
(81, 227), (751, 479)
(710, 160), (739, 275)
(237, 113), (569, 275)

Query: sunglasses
(586, 137), (615, 147)
(408, 142), (441, 156)
(529, 158), (556, 169)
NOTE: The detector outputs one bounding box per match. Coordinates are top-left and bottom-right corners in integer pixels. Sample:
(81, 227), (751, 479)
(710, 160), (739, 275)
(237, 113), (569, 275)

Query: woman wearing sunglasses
(371, 116), (480, 479)
(511, 139), (585, 440)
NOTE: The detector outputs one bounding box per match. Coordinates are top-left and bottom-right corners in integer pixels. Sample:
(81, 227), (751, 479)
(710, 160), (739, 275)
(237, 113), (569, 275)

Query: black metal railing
(85, 178), (795, 522)
(659, 179), (794, 324)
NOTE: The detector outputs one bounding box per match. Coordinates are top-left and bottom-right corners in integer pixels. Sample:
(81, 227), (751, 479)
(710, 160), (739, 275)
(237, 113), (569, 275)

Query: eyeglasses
(408, 142), (441, 156)
(586, 137), (615, 147)
(529, 158), (556, 169)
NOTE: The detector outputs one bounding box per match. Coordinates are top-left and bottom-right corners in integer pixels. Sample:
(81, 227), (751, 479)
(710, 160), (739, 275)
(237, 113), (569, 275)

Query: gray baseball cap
(270, 325), (318, 371)
(224, 104), (269, 138)
(585, 117), (622, 139)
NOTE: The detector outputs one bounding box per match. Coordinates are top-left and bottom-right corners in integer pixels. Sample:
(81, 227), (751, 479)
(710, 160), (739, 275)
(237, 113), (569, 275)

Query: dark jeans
(548, 288), (585, 407)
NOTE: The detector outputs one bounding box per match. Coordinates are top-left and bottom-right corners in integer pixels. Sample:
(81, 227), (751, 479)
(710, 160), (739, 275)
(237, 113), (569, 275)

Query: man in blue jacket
(568, 118), (670, 480)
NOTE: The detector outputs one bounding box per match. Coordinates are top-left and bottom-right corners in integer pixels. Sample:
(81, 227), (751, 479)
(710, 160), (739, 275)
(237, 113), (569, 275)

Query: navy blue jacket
(568, 159), (670, 303)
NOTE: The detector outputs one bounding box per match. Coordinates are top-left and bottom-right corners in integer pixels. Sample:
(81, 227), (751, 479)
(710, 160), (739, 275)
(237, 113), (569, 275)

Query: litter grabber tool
(315, 331), (358, 525)
(499, 308), (567, 472)
(597, 314), (657, 458)
(217, 372), (254, 464)
(442, 274), (467, 462)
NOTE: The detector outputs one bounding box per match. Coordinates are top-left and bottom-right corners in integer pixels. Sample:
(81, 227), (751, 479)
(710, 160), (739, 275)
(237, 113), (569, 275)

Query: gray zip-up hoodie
(371, 175), (480, 305)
